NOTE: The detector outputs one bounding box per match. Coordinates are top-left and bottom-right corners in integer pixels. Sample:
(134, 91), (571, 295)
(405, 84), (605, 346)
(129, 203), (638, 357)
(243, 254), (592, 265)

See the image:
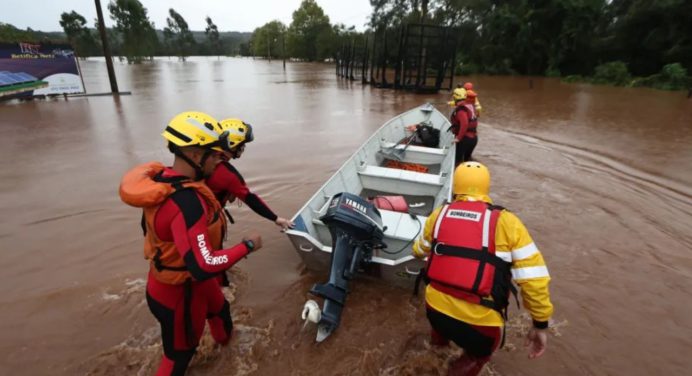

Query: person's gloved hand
(275, 217), (294, 231)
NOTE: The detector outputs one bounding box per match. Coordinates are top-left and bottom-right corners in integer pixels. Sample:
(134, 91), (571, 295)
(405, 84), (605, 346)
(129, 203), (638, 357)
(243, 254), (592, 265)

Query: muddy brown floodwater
(1, 57), (691, 376)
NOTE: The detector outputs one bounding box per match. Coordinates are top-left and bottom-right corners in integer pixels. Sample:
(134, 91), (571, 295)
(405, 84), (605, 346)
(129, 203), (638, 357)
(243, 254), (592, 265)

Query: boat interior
(289, 104), (455, 262)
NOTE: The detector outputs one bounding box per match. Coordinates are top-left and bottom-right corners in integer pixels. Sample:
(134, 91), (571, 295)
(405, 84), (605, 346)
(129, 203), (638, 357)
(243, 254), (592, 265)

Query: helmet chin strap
(171, 145), (209, 181)
(230, 144), (244, 159)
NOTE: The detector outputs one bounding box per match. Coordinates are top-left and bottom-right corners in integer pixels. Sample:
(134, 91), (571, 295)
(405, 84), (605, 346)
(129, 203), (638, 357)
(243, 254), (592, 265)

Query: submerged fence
(336, 23), (457, 93)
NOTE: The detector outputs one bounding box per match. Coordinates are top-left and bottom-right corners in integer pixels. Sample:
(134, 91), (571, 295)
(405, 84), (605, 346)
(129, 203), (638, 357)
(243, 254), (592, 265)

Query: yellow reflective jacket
(413, 195), (553, 327)
(474, 98), (482, 116)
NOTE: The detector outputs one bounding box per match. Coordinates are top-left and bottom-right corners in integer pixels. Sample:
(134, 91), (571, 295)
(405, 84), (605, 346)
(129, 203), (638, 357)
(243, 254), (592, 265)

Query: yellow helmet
(162, 111), (223, 150)
(452, 87), (467, 101)
(453, 161), (490, 197)
(218, 118), (254, 150)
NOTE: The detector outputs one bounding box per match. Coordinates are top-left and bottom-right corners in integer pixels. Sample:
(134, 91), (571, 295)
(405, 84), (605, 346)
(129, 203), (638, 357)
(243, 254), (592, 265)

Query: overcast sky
(4, 0), (374, 32)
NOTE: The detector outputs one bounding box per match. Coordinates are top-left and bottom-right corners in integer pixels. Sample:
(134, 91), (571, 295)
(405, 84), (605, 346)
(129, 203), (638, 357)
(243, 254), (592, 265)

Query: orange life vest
(384, 159), (429, 173)
(426, 200), (513, 313)
(120, 162), (226, 285)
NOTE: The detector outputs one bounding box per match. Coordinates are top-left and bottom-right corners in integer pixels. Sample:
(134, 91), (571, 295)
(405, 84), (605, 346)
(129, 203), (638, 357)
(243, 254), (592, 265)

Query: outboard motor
(302, 192), (384, 342)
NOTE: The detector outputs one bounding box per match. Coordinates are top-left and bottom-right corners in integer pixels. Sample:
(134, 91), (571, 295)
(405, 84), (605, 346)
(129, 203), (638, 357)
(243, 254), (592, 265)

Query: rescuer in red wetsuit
(120, 111), (263, 376)
(450, 90), (479, 166)
(206, 118), (294, 231)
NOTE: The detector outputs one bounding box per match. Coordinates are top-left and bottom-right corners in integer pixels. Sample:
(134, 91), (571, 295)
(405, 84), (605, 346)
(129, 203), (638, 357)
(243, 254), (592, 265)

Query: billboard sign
(0, 42), (85, 98)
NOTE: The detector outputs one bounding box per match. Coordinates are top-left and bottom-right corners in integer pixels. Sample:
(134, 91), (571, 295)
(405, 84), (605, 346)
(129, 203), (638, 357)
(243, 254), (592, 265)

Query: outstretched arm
(209, 163), (294, 229)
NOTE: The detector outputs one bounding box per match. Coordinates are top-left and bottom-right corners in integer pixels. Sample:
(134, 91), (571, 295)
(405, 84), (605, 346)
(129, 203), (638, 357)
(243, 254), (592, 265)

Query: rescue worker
(450, 90), (479, 165)
(206, 118), (294, 232)
(452, 83), (467, 105)
(413, 162), (553, 376)
(463, 82), (482, 116)
(119, 111), (263, 375)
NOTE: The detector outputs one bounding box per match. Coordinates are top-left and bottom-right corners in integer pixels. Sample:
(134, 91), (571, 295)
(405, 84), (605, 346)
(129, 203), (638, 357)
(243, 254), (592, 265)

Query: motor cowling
(320, 192), (384, 243)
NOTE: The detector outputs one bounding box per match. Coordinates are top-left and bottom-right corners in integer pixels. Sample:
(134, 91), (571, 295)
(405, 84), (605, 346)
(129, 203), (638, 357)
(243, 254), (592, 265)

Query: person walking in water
(119, 111), (263, 375)
(450, 90), (479, 165)
(413, 162), (554, 376)
(452, 82), (467, 105)
(463, 82), (482, 116)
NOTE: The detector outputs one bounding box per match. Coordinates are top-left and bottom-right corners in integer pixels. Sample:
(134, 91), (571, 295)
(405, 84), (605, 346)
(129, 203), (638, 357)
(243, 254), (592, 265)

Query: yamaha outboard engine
(303, 192), (384, 342)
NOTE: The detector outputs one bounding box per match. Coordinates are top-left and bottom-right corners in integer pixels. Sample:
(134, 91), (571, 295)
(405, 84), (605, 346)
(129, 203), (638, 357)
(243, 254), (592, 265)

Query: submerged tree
(205, 16), (221, 57)
(286, 0), (333, 61)
(163, 8), (195, 60)
(59, 11), (99, 57)
(250, 20), (286, 59)
(108, 0), (158, 63)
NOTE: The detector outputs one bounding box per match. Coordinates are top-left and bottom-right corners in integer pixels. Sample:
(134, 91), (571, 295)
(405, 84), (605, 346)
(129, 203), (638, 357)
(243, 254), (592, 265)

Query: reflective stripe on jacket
(413, 196), (553, 326)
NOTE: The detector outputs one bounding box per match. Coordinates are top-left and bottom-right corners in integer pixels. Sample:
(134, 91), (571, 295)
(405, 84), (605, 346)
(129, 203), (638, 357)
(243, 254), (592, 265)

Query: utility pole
(95, 0), (118, 93)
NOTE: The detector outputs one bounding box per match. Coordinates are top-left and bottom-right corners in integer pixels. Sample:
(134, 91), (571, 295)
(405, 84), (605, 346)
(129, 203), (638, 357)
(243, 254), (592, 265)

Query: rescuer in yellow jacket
(413, 161), (553, 376)
(463, 82), (482, 116)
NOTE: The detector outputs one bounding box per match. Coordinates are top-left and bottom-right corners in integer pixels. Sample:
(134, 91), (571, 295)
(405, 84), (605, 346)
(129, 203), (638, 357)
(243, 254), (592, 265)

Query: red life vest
(426, 200), (513, 313)
(451, 103), (478, 137)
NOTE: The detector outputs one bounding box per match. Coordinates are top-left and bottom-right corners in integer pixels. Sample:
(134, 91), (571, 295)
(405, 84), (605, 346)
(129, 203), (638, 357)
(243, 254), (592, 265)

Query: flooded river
(1, 57), (691, 375)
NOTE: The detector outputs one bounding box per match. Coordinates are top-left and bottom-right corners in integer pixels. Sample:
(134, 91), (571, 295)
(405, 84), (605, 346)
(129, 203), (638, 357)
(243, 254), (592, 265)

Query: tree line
(0, 0), (343, 63)
(368, 0), (691, 89)
(247, 0), (359, 62)
(1, 0), (689, 89)
(0, 0), (250, 62)
(56, 0), (355, 63)
(79, 0), (250, 62)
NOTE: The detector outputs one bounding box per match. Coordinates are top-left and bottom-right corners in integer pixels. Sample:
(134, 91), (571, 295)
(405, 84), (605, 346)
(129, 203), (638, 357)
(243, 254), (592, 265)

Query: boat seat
(358, 165), (441, 186)
(379, 142), (447, 165)
(379, 142), (446, 156)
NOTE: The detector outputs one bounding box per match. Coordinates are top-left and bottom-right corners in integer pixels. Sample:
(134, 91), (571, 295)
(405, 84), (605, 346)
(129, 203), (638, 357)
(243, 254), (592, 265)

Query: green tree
(59, 11), (99, 58)
(251, 20), (287, 59)
(108, 0), (158, 63)
(605, 0), (692, 75)
(205, 16), (221, 57)
(286, 0), (332, 61)
(163, 8), (195, 60)
(59, 11), (87, 44)
(369, 0), (412, 30)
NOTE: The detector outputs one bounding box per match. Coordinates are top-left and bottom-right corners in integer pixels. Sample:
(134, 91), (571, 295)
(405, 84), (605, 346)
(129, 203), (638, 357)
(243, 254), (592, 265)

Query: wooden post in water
(282, 33), (286, 70)
(361, 35), (369, 84)
(267, 34), (272, 62)
(94, 0), (118, 94)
